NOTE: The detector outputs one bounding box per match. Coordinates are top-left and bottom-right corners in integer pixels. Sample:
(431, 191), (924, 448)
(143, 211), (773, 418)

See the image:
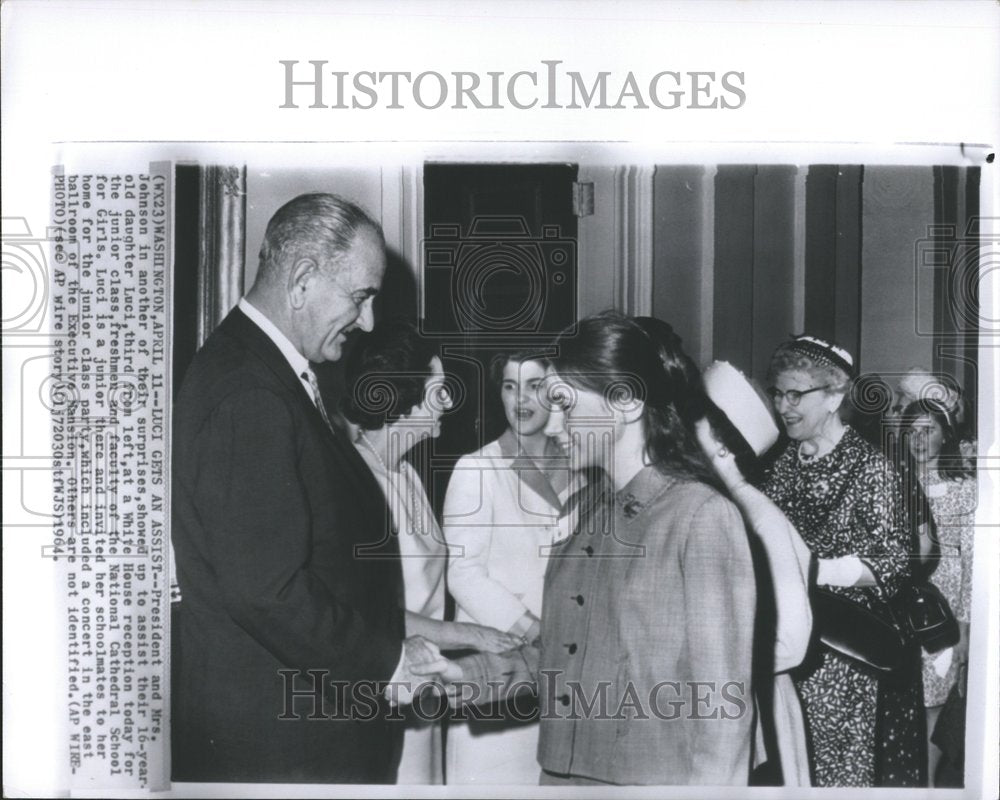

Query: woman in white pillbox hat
(693, 361), (813, 787)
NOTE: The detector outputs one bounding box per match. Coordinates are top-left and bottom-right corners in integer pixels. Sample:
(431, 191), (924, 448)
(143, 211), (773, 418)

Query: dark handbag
(894, 581), (960, 654)
(812, 587), (907, 673)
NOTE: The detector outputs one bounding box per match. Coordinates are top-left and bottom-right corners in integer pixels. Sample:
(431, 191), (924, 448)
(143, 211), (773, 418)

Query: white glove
(816, 555), (864, 587)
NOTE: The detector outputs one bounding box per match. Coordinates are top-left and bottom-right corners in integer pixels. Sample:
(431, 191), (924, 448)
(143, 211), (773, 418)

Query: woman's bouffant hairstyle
(550, 312), (716, 485)
(900, 398), (973, 481)
(340, 318), (440, 431)
(488, 349), (551, 389)
(632, 316), (704, 424)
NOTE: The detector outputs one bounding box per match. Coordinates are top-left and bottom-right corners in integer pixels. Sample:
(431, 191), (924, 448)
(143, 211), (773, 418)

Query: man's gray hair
(257, 193), (384, 284)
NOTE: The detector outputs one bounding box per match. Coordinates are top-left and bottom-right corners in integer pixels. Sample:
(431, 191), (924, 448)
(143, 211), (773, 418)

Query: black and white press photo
(162, 152), (992, 790)
(2, 2), (997, 798)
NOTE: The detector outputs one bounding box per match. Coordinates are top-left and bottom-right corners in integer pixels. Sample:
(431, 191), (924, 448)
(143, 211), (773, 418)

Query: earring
(718, 447), (729, 458)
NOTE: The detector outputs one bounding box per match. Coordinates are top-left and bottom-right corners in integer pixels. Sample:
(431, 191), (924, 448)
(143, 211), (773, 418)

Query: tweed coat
(457, 466), (757, 785)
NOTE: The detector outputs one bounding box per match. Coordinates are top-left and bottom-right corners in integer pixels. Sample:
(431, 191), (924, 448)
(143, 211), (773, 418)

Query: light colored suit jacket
(444, 431), (571, 630)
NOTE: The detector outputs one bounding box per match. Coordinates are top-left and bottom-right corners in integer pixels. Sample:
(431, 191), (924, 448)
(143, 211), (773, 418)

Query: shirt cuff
(507, 610), (539, 638)
(383, 645), (407, 700)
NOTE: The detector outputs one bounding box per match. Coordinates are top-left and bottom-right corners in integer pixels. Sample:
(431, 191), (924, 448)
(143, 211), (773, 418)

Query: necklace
(404, 463), (427, 540)
(360, 430), (425, 539)
(797, 443), (819, 463)
(359, 430), (392, 473)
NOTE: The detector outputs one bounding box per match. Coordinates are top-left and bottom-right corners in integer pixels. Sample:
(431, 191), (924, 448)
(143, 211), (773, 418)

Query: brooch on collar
(620, 493), (643, 519)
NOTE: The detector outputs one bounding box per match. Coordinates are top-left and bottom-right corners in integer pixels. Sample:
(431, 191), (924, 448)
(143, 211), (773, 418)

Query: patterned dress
(764, 427), (918, 787)
(920, 474), (976, 707)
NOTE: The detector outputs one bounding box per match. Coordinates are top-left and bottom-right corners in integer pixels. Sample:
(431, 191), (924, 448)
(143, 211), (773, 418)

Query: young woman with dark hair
(442, 347), (575, 785)
(900, 398), (975, 785)
(421, 312), (757, 786)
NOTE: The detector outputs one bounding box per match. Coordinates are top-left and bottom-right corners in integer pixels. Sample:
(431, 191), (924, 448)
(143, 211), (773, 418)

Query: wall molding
(197, 165), (246, 347)
(613, 165), (654, 316)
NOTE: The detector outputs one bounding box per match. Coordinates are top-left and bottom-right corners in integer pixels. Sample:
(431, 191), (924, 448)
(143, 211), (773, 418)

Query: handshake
(393, 635), (463, 702)
(390, 613), (540, 706)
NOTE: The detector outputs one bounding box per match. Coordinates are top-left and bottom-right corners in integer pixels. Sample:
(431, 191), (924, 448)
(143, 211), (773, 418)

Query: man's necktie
(301, 369), (336, 434)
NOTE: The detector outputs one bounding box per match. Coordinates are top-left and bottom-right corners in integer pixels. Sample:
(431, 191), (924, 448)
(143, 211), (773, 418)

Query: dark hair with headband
(767, 334), (854, 395)
(551, 312), (715, 485)
(900, 398), (973, 481)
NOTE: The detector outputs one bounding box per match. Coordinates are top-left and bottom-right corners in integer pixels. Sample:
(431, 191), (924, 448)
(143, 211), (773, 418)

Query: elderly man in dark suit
(171, 193), (445, 784)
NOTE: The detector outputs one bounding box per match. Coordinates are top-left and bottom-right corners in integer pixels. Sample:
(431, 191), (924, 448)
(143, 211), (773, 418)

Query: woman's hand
(423, 619), (522, 653)
(405, 611), (521, 652)
(410, 653), (465, 684)
(410, 655), (477, 708)
(450, 621), (523, 653)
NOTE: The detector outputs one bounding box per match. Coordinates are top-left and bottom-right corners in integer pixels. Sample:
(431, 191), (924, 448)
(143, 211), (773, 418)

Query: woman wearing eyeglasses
(761, 335), (920, 787)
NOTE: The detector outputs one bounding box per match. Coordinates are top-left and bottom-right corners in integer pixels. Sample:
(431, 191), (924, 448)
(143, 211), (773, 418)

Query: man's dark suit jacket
(171, 308), (405, 783)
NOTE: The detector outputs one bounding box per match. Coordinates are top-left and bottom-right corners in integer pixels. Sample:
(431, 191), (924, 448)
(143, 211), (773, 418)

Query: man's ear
(287, 257), (319, 310)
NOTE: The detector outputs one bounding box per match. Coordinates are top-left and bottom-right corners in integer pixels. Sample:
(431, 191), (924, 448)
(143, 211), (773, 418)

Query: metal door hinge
(572, 181), (595, 217)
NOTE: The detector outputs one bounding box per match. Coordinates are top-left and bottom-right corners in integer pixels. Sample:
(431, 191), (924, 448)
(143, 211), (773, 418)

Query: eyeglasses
(766, 385), (829, 407)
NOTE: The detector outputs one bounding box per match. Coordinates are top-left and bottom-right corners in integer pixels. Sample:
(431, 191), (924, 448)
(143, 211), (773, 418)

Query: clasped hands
(390, 635), (482, 707)
(392, 612), (538, 706)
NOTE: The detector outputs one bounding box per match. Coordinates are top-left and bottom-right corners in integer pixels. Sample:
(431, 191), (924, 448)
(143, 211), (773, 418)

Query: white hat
(702, 361), (779, 456)
(898, 368), (958, 405)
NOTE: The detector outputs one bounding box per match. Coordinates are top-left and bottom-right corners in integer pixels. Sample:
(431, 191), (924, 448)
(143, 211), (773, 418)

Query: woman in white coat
(443, 351), (576, 785)
(692, 360), (813, 786)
